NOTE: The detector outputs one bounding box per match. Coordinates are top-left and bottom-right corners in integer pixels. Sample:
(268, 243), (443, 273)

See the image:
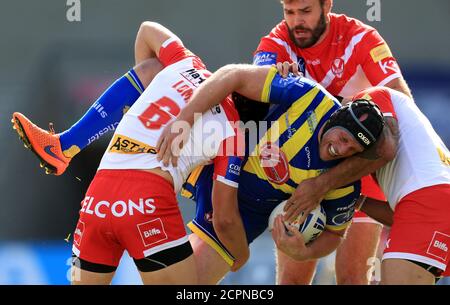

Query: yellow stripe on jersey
(280, 92), (335, 162)
(187, 222), (234, 266)
(125, 73), (144, 94)
(180, 189), (193, 199)
(326, 222), (351, 232)
(181, 165), (204, 198)
(249, 85), (322, 163)
(186, 165), (204, 187)
(243, 162), (295, 193)
(324, 185), (355, 200)
(244, 89), (336, 194)
(260, 67), (278, 103)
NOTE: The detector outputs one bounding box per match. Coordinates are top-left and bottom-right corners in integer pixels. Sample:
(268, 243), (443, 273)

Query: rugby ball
(268, 201), (326, 244)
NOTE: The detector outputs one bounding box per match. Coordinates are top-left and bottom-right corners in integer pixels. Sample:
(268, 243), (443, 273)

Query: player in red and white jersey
(351, 86), (450, 284)
(253, 0), (412, 284)
(71, 22), (248, 284)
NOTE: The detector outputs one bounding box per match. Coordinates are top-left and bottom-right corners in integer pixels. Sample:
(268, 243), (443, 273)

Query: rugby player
(277, 86), (450, 284)
(252, 0), (413, 284)
(14, 22), (248, 284)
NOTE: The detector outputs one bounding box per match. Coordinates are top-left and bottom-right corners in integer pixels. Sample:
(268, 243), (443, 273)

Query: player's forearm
(360, 197), (393, 226)
(317, 156), (388, 193)
(213, 213), (249, 264)
(300, 230), (344, 261)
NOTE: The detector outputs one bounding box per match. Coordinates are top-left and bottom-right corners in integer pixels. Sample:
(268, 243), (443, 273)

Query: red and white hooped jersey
(254, 13), (402, 97)
(353, 87), (450, 210)
(98, 37), (243, 192)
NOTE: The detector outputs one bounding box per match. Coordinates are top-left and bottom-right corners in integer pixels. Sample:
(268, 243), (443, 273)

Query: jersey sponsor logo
(331, 211), (352, 226)
(307, 59), (321, 66)
(87, 123), (118, 145)
(93, 101), (108, 118)
(259, 142), (290, 185)
(108, 134), (158, 154)
(434, 241), (448, 252)
(358, 132), (371, 145)
(378, 59), (400, 75)
(331, 58), (345, 78)
(253, 52), (277, 66)
(80, 196), (156, 219)
(73, 221), (85, 247)
(370, 44), (393, 63)
(137, 218), (168, 247)
(427, 231), (450, 261)
(304, 147), (311, 169)
(180, 68), (206, 88)
(228, 164), (241, 176)
(306, 110), (318, 134)
(172, 80), (194, 102)
(143, 228), (161, 238)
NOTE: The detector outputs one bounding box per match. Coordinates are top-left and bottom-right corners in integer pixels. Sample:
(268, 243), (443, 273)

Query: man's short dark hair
(280, 0), (326, 7)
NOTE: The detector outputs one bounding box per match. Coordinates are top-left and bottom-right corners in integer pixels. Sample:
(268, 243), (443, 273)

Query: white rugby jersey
(98, 38), (243, 192)
(354, 87), (450, 209)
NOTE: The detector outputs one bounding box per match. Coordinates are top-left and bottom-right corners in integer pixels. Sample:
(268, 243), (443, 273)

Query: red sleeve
(158, 38), (206, 69)
(353, 87), (397, 120)
(213, 103), (244, 188)
(361, 175), (386, 201)
(357, 29), (402, 86)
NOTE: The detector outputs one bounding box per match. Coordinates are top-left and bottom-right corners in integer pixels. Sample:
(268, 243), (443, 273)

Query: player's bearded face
(287, 8), (327, 49)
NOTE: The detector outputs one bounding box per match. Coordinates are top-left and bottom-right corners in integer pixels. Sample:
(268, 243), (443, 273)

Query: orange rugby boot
(11, 112), (71, 175)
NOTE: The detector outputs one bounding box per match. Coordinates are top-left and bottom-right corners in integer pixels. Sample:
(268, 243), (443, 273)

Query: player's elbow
(215, 64), (251, 86)
(216, 64), (241, 79)
(213, 217), (236, 234)
(213, 208), (240, 232)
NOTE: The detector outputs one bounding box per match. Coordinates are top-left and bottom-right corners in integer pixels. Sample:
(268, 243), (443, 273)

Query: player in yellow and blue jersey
(157, 64), (387, 283)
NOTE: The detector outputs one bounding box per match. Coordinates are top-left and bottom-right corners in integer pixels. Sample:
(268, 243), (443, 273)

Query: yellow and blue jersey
(237, 67), (360, 231)
(184, 68), (360, 265)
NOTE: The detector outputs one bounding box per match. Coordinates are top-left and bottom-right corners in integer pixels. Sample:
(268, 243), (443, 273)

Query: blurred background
(1, 0), (449, 284)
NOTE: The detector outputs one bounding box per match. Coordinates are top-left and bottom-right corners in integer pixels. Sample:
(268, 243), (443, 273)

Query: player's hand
(283, 177), (327, 224)
(271, 215), (310, 261)
(156, 119), (191, 167)
(273, 61), (303, 78)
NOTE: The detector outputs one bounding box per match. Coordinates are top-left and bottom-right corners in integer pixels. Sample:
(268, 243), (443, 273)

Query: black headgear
(320, 99), (385, 149)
